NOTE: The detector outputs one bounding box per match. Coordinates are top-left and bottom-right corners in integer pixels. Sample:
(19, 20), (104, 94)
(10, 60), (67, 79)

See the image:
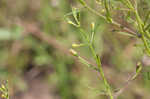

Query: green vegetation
(0, 0), (150, 99)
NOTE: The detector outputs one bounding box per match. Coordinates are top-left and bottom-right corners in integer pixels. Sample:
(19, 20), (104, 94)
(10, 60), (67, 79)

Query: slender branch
(79, 27), (114, 98)
(114, 62), (142, 99)
(95, 54), (113, 99)
(134, 6), (150, 55)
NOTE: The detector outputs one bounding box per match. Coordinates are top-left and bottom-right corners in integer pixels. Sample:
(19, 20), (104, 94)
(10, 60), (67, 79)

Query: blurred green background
(0, 0), (150, 99)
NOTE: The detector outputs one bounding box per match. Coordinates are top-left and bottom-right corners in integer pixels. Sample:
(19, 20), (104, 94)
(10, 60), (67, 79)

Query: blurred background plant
(0, 0), (150, 99)
(0, 80), (9, 99)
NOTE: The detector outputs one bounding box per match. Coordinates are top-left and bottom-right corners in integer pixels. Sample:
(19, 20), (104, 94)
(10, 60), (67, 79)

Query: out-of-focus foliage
(0, 80), (9, 99)
(0, 0), (150, 99)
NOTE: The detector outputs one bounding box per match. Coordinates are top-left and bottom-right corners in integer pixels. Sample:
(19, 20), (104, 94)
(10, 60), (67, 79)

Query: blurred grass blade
(77, 0), (86, 5)
(144, 11), (150, 25)
(103, 0), (112, 23)
(144, 24), (150, 31)
(118, 31), (136, 37)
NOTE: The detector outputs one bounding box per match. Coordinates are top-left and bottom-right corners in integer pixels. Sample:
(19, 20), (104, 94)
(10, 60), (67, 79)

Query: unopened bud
(101, 9), (105, 13)
(72, 43), (80, 47)
(72, 43), (84, 48)
(91, 22), (95, 30)
(69, 49), (78, 56)
(68, 20), (74, 24)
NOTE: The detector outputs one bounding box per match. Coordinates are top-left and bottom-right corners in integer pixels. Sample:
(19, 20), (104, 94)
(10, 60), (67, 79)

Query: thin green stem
(103, 0), (112, 22)
(116, 0), (150, 55)
(96, 54), (113, 99)
(84, 4), (106, 20)
(114, 62), (142, 98)
(78, 55), (99, 71)
(88, 43), (113, 99)
(78, 17), (113, 99)
(134, 9), (150, 55)
(141, 35), (150, 55)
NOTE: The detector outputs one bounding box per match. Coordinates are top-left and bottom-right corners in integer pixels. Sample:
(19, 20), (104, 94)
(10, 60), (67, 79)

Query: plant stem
(79, 1), (136, 36)
(78, 24), (113, 99)
(89, 44), (113, 99)
(134, 9), (150, 55)
(78, 0), (150, 56)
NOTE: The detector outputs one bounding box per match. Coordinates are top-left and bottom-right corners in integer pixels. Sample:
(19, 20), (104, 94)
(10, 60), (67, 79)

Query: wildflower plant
(65, 0), (149, 99)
